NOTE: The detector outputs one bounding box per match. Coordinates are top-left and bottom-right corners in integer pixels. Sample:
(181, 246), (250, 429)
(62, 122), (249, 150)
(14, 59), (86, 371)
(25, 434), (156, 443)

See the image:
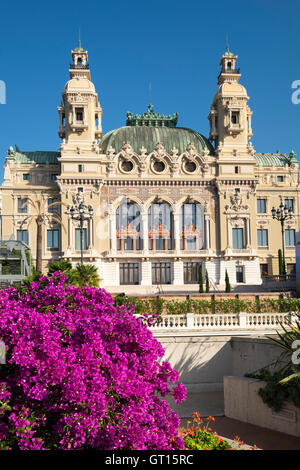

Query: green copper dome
(99, 125), (214, 155)
(100, 105), (214, 156)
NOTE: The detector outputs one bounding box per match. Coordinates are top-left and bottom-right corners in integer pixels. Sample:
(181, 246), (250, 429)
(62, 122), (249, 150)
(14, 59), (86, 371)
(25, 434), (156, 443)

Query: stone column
(108, 204), (117, 252)
(68, 214), (73, 249)
(205, 215), (210, 250)
(140, 260), (152, 286)
(173, 205), (180, 252)
(226, 216), (230, 249)
(246, 217), (250, 248)
(88, 217), (93, 248)
(141, 204), (148, 252)
(173, 259), (184, 285)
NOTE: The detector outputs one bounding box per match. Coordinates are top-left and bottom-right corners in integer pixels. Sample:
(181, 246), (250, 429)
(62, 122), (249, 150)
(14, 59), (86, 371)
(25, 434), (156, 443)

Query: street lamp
(70, 196), (93, 264)
(271, 202), (293, 279)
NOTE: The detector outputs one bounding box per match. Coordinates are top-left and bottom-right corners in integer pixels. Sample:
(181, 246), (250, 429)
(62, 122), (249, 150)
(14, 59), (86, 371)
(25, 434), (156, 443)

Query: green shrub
(225, 269), (231, 293)
(199, 267), (204, 293)
(246, 368), (300, 412)
(205, 271), (210, 293)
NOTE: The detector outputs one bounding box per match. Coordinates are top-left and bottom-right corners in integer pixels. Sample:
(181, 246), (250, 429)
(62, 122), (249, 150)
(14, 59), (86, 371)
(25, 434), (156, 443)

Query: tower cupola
(57, 42), (102, 149)
(218, 46), (241, 85)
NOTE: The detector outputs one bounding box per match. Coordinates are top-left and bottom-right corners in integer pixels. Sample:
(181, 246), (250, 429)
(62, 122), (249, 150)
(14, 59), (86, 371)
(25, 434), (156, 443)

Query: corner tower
(58, 41), (102, 155)
(208, 47), (255, 173)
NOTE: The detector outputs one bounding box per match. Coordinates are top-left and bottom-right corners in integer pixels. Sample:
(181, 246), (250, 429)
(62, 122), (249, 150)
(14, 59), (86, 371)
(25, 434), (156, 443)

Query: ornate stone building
(1, 43), (299, 291)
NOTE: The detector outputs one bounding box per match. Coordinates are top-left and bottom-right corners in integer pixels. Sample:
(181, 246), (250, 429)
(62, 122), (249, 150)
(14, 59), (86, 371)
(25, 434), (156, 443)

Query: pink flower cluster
(0, 274), (186, 450)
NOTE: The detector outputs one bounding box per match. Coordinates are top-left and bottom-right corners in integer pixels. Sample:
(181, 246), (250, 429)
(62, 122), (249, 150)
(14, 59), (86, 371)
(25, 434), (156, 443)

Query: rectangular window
(277, 176), (283, 182)
(48, 197), (60, 213)
(152, 262), (171, 285)
(47, 229), (59, 249)
(120, 263), (140, 285)
(18, 197), (28, 213)
(51, 174), (57, 181)
(75, 228), (87, 251)
(287, 264), (296, 275)
(76, 108), (83, 121)
(17, 229), (29, 245)
(231, 111), (239, 124)
(285, 199), (294, 211)
(78, 187), (83, 193)
(232, 228), (244, 249)
(184, 262), (202, 284)
(257, 229), (268, 247)
(78, 164), (83, 173)
(257, 199), (266, 213)
(23, 173), (30, 181)
(260, 264), (268, 276)
(285, 229), (295, 247)
(236, 266), (244, 283)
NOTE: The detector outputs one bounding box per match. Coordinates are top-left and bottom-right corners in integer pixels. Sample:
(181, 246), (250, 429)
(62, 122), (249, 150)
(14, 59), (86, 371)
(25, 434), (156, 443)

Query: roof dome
(64, 78), (95, 93)
(99, 105), (214, 155)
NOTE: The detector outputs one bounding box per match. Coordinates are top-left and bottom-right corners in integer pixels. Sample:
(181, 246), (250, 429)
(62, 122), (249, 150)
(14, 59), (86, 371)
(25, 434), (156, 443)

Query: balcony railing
(69, 63), (89, 70)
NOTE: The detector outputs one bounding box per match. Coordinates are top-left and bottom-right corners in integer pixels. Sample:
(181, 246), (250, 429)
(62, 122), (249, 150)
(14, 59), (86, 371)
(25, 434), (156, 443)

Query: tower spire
(78, 28), (81, 50)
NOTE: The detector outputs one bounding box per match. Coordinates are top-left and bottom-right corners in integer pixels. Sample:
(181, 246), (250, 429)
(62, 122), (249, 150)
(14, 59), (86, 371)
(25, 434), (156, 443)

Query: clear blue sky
(0, 0), (300, 182)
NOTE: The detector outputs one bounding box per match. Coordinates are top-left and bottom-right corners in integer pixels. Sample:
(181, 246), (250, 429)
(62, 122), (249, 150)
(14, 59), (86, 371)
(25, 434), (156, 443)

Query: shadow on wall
(157, 335), (286, 388)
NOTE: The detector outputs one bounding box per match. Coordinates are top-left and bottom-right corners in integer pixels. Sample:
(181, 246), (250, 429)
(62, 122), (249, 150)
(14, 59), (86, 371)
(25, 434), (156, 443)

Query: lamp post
(271, 202), (293, 279)
(69, 197), (93, 264)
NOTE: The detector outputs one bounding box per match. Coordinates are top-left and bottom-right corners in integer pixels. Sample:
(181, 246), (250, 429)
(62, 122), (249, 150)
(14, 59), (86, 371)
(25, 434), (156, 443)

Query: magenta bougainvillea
(0, 274), (186, 450)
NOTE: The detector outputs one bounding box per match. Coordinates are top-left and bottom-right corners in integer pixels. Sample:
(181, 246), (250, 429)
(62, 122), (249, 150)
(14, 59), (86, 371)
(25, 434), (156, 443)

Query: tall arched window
(116, 202), (141, 250)
(180, 203), (203, 250)
(148, 202), (172, 251)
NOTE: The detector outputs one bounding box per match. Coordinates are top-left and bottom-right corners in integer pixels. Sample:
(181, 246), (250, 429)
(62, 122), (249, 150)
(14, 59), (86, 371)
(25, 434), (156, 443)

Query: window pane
(285, 229), (295, 246)
(233, 228), (243, 249)
(184, 262), (201, 284)
(257, 229), (268, 247)
(149, 203), (172, 251)
(75, 228), (87, 250)
(47, 230), (59, 249)
(257, 199), (266, 213)
(120, 263), (139, 285)
(48, 198), (60, 213)
(18, 198), (28, 213)
(152, 262), (171, 284)
(236, 266), (244, 283)
(285, 199), (293, 211)
(180, 203), (203, 250)
(17, 230), (28, 244)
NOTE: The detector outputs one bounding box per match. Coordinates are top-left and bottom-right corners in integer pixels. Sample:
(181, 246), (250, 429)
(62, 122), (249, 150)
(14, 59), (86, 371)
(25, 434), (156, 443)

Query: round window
(153, 161), (165, 173)
(121, 160), (134, 172)
(184, 160), (197, 173)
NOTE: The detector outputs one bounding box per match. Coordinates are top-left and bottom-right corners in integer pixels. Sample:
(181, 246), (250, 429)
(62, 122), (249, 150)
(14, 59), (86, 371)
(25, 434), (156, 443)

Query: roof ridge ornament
(126, 104), (178, 127)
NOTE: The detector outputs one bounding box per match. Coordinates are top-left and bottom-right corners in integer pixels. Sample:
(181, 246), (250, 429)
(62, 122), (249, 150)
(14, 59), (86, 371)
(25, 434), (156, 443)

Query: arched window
(180, 203), (203, 250)
(148, 202), (172, 251)
(116, 202), (141, 250)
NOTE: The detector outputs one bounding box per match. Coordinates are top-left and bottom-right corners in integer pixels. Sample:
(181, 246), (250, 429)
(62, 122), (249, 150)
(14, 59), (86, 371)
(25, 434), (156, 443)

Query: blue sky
(0, 0), (300, 181)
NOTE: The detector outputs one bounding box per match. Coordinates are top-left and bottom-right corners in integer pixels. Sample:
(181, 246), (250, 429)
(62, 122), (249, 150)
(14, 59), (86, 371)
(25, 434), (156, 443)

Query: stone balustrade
(147, 311), (295, 331)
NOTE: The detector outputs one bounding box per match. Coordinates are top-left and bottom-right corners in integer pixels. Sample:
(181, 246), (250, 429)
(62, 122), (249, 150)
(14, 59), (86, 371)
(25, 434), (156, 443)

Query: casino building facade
(1, 43), (299, 291)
